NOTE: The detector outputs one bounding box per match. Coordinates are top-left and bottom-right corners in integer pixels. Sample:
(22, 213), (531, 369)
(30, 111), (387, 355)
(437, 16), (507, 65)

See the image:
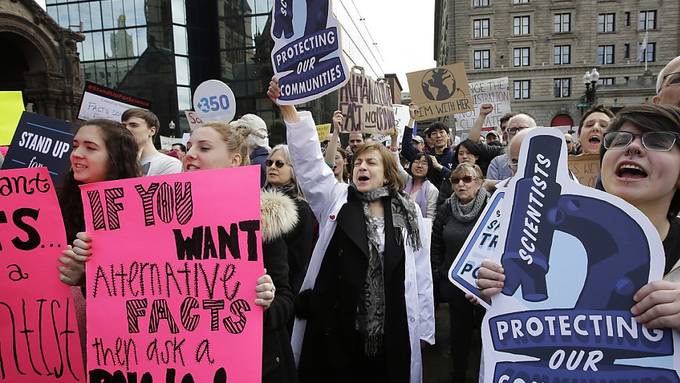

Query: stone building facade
(0, 0), (83, 121)
(434, 0), (680, 130)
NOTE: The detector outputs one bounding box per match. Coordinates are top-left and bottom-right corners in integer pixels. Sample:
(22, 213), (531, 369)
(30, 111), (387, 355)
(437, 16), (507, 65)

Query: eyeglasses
(507, 126), (528, 134)
(603, 131), (680, 151)
(660, 72), (680, 90)
(451, 175), (477, 184)
(265, 159), (287, 168)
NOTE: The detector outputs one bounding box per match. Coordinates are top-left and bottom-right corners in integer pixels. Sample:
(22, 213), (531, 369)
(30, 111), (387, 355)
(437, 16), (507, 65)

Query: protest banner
(458, 128), (680, 382)
(193, 80), (237, 123)
(393, 104), (411, 144)
(1, 112), (73, 184)
(0, 91), (25, 145)
(455, 77), (511, 132)
(78, 82), (151, 122)
(159, 135), (184, 151)
(185, 111), (204, 131)
(406, 63), (474, 121)
(270, 0), (349, 104)
(0, 167), (85, 382)
(338, 67), (395, 134)
(81, 167), (264, 382)
(316, 123), (331, 142)
(568, 153), (600, 188)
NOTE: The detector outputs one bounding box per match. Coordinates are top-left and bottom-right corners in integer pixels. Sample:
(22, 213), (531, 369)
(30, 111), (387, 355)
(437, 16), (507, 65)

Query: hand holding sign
(469, 128), (680, 383)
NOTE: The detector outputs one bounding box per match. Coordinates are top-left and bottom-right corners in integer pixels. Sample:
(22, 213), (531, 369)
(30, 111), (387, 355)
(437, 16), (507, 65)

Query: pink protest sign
(81, 167), (263, 382)
(0, 167), (85, 382)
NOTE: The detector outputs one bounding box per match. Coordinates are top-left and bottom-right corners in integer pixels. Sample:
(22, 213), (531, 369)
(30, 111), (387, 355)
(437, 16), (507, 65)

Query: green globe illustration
(421, 68), (457, 101)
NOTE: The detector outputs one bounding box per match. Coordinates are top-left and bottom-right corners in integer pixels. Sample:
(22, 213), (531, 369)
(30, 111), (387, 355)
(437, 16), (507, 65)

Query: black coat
(295, 194), (411, 383)
(262, 238), (298, 383)
(285, 197), (317, 294)
(431, 197), (488, 302)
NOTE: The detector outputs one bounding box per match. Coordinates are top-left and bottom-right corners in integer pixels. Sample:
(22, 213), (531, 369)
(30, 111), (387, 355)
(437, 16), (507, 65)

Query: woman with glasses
(268, 78), (434, 383)
(477, 104), (680, 331)
(431, 163), (489, 382)
(389, 130), (439, 219)
(265, 145), (318, 295)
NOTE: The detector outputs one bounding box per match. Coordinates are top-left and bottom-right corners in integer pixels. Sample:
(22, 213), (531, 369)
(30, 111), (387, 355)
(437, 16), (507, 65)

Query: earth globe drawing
(421, 68), (458, 101)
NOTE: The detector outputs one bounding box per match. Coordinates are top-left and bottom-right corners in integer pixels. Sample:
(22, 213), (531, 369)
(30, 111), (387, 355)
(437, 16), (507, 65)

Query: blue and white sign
(1, 112), (73, 184)
(473, 128), (680, 383)
(193, 80), (237, 123)
(270, 0), (350, 104)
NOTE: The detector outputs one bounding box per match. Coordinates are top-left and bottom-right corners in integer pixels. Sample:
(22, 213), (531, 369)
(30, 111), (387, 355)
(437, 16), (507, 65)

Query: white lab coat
(286, 111), (435, 383)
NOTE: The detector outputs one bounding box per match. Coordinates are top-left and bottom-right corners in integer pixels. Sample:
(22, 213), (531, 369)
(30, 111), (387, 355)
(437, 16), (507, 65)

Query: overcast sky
(352, 0), (436, 91)
(36, 0), (435, 91)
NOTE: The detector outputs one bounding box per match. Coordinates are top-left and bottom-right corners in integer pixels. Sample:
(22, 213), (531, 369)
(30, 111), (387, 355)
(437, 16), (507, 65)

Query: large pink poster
(81, 167), (263, 382)
(0, 167), (85, 382)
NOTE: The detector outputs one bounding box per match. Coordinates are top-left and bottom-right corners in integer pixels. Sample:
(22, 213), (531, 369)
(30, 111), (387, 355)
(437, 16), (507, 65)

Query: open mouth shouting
(615, 161), (648, 181)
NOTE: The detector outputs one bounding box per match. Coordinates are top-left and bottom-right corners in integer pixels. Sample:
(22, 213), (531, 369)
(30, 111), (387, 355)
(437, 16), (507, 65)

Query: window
(514, 80), (530, 99)
(624, 43), (630, 59)
(640, 42), (656, 62)
(513, 47), (530, 67)
(554, 78), (571, 98)
(472, 0), (489, 7)
(639, 10), (657, 30)
(597, 45), (615, 64)
(474, 49), (491, 69)
(554, 13), (571, 33)
(625, 12), (630, 27)
(513, 16), (530, 35)
(554, 45), (571, 65)
(513, 0), (529, 3)
(597, 13), (616, 33)
(473, 19), (490, 38)
(599, 77), (615, 86)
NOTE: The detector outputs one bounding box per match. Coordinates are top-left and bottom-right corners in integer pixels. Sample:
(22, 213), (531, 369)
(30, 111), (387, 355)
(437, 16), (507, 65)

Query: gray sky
(352, 0), (436, 91)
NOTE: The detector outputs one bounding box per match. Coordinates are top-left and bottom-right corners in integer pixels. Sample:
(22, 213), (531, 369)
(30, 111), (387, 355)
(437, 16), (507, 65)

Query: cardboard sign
(270, 0), (349, 104)
(455, 77), (511, 132)
(0, 167), (86, 382)
(81, 167), (264, 382)
(0, 91), (25, 145)
(1, 112), (73, 184)
(406, 63), (474, 121)
(193, 80), (237, 123)
(568, 153), (600, 188)
(316, 123), (331, 142)
(185, 111), (204, 131)
(78, 82), (151, 122)
(338, 67), (394, 134)
(467, 128), (680, 382)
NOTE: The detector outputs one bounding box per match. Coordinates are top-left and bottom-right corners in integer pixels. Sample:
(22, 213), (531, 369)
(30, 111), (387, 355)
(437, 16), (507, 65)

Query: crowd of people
(37, 56), (680, 383)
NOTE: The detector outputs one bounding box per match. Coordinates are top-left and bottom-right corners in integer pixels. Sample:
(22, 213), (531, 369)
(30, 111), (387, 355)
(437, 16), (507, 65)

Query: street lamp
(578, 68), (600, 114)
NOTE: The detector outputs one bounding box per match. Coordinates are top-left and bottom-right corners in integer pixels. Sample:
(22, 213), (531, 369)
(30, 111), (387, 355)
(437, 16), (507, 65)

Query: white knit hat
(230, 114), (269, 148)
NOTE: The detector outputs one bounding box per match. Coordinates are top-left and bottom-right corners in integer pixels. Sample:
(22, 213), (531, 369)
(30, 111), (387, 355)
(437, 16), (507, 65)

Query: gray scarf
(352, 186), (422, 356)
(450, 188), (489, 223)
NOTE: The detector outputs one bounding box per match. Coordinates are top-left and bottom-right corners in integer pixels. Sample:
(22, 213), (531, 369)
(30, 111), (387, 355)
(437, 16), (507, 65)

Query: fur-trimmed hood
(261, 189), (299, 243)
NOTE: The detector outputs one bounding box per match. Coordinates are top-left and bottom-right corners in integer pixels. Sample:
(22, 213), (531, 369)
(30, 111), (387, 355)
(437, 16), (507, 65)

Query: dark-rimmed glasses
(660, 72), (680, 90)
(603, 131), (680, 152)
(265, 159), (287, 168)
(451, 175), (477, 184)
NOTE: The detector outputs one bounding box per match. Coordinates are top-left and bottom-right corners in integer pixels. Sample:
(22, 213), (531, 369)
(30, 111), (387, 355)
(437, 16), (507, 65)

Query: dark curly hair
(58, 119), (141, 242)
(599, 104), (680, 218)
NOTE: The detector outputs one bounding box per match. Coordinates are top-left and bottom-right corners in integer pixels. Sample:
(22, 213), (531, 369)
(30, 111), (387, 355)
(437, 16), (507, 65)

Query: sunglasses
(451, 175), (477, 184)
(661, 72), (680, 90)
(603, 131), (680, 151)
(265, 159), (287, 168)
